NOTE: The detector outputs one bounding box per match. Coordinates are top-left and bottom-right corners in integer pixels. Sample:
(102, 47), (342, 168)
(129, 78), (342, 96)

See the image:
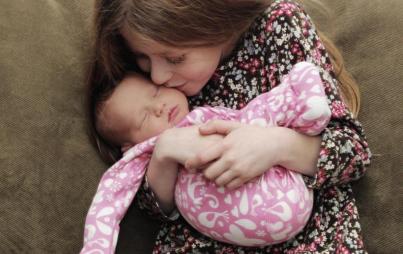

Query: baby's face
(101, 74), (189, 149)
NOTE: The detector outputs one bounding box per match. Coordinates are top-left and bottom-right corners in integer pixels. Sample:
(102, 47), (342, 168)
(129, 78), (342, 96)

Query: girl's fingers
(199, 120), (241, 135)
(214, 170), (236, 187)
(186, 162), (211, 173)
(202, 159), (229, 181)
(226, 177), (245, 190)
(185, 142), (224, 170)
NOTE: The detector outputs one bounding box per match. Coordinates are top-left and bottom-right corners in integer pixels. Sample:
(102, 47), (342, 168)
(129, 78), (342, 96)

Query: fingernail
(185, 164), (193, 171)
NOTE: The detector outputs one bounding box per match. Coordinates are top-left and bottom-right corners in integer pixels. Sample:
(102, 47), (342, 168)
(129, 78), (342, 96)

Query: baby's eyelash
(140, 112), (147, 128)
(154, 87), (160, 97)
(166, 55), (185, 65)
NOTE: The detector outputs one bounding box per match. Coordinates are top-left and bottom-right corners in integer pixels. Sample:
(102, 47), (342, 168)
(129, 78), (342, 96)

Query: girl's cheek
(183, 64), (207, 80)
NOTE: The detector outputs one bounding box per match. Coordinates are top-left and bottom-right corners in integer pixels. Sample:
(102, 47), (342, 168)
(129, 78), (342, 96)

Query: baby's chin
(174, 110), (189, 126)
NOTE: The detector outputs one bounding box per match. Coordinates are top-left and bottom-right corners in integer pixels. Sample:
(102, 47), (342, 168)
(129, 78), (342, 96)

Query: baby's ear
(121, 143), (133, 153)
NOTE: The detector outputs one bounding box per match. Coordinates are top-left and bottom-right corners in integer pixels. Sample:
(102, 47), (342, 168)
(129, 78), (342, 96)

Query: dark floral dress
(135, 0), (372, 253)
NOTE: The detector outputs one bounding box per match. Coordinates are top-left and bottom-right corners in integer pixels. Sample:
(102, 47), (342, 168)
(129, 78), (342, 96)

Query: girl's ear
(121, 143), (133, 153)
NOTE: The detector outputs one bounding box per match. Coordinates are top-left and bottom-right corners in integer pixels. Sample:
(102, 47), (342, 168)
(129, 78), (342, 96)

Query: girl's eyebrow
(160, 50), (188, 57)
(159, 51), (177, 56)
(132, 49), (170, 57)
(131, 46), (186, 57)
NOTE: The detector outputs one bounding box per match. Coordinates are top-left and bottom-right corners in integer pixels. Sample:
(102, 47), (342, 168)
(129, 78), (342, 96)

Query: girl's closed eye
(165, 54), (185, 65)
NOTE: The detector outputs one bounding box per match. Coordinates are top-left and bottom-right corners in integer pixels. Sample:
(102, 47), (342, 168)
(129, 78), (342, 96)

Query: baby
(95, 72), (190, 152)
(81, 62), (331, 253)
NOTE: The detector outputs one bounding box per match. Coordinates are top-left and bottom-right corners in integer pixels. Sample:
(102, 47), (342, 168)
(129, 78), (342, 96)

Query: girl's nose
(150, 59), (173, 86)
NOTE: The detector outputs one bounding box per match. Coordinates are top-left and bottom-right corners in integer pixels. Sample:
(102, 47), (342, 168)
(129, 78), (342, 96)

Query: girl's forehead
(120, 25), (187, 55)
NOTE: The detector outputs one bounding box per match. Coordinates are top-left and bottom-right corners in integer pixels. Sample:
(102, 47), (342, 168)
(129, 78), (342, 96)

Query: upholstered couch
(1, 0), (402, 253)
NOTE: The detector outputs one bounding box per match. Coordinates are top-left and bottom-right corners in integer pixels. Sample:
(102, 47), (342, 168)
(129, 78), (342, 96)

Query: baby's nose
(153, 102), (166, 116)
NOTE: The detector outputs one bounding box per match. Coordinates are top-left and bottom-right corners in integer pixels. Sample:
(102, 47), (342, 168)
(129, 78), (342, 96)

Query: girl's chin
(177, 85), (190, 96)
(182, 86), (202, 97)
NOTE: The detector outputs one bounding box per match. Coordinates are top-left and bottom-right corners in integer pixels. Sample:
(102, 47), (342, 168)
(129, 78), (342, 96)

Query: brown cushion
(0, 0), (401, 253)
(306, 0), (403, 251)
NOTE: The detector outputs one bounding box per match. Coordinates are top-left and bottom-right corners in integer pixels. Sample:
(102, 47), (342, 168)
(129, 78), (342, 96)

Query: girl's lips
(175, 83), (187, 91)
(168, 105), (179, 123)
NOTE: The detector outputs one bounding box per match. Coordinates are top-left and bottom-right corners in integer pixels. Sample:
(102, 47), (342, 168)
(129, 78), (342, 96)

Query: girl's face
(100, 74), (189, 150)
(120, 26), (233, 96)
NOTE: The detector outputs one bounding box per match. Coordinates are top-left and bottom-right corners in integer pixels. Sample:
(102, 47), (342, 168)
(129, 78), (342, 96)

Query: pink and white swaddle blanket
(81, 62), (331, 253)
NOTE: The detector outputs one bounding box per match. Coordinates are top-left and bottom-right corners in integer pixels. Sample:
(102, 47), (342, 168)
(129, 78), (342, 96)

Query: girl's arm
(185, 122), (321, 189)
(276, 127), (322, 176)
(146, 153), (178, 213)
(187, 2), (371, 189)
(274, 2), (371, 188)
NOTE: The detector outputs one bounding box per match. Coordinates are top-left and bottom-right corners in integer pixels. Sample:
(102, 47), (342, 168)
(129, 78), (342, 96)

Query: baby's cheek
(152, 121), (170, 136)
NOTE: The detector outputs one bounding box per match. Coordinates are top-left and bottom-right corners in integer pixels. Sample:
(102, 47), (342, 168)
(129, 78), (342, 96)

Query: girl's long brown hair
(86, 0), (134, 164)
(318, 31), (361, 115)
(87, 0), (360, 164)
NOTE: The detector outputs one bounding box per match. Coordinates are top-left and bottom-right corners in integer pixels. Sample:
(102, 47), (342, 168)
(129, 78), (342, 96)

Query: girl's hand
(185, 120), (284, 189)
(147, 126), (222, 212)
(154, 125), (223, 165)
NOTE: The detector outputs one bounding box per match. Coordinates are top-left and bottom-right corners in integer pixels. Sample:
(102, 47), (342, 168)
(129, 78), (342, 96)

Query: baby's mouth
(168, 105), (179, 123)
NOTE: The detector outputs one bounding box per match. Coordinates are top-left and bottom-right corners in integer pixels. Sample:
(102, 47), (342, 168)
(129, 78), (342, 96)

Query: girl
(87, 0), (371, 253)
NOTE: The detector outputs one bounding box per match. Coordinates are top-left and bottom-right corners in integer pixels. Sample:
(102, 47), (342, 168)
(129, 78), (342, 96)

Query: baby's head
(95, 73), (189, 159)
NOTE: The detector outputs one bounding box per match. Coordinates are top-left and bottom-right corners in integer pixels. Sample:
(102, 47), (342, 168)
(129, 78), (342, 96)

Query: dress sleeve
(264, 0), (371, 189)
(134, 175), (180, 222)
